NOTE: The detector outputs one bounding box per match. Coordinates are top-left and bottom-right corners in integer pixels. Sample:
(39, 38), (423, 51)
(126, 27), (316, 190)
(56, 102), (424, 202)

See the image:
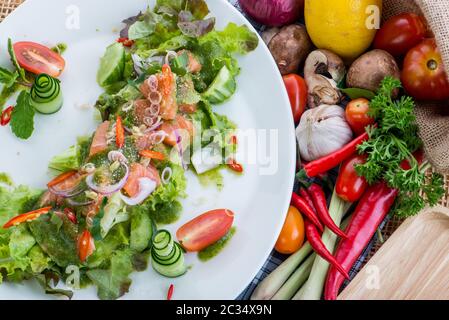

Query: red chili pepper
(230, 135), (238, 145)
(324, 182), (398, 300)
(308, 183), (347, 239)
(116, 115), (125, 149)
(117, 37), (135, 47)
(304, 219), (349, 280)
(47, 170), (78, 188)
(400, 149), (424, 170)
(291, 192), (324, 233)
(302, 131), (370, 178)
(140, 149), (166, 161)
(64, 208), (78, 224)
(336, 154), (368, 203)
(78, 229), (95, 263)
(227, 159), (243, 173)
(167, 284), (174, 300)
(1, 106), (14, 126)
(3, 207), (52, 229)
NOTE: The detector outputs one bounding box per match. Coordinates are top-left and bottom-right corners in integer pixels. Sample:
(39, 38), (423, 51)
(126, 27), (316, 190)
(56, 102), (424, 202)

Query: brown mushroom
(304, 50), (346, 108)
(346, 49), (400, 92)
(264, 25), (313, 75)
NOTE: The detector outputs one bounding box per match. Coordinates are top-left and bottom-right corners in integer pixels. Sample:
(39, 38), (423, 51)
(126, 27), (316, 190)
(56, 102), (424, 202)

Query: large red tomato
(374, 13), (427, 57)
(402, 39), (449, 101)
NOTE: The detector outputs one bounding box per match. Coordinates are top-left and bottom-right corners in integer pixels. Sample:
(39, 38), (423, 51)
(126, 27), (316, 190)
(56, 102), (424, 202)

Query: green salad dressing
(197, 166), (224, 190)
(198, 227), (236, 262)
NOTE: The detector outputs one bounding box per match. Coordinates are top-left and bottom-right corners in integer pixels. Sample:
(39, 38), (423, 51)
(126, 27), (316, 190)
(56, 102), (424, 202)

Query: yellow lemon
(305, 0), (382, 62)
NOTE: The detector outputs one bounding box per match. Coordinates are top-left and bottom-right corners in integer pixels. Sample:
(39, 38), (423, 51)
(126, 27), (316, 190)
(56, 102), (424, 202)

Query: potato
(266, 25), (313, 75)
(346, 49), (400, 92)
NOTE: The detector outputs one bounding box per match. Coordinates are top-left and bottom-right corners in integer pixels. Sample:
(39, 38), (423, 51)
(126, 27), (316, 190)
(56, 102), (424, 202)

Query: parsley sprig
(356, 77), (444, 217)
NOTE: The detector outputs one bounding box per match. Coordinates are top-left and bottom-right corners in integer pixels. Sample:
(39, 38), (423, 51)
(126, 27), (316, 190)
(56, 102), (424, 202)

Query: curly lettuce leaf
(156, 0), (209, 20)
(86, 249), (134, 300)
(199, 23), (259, 55)
(48, 145), (80, 173)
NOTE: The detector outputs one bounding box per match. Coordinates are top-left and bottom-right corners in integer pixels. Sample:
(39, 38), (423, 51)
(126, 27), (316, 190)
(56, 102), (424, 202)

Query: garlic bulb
(296, 105), (353, 162)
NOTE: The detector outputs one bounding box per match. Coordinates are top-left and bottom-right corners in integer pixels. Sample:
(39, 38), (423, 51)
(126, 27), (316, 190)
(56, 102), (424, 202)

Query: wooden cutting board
(339, 206), (449, 300)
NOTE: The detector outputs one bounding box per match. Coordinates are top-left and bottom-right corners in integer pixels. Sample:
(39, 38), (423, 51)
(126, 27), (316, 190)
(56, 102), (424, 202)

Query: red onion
(86, 163), (130, 195)
(48, 173), (85, 198)
(238, 0), (304, 27)
(147, 75), (158, 92)
(108, 150), (128, 164)
(174, 129), (187, 170)
(120, 178), (157, 205)
(161, 167), (173, 185)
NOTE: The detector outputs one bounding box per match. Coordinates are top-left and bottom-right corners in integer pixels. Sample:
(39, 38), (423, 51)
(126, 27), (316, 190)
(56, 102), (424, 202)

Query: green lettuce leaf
(86, 249), (134, 300)
(48, 145), (80, 173)
(199, 23), (258, 55)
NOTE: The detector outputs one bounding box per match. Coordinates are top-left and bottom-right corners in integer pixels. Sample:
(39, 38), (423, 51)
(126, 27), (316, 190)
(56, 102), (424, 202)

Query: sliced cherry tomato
(116, 116), (125, 149)
(345, 98), (375, 135)
(402, 38), (449, 101)
(117, 37), (135, 47)
(227, 158), (243, 173)
(78, 229), (95, 262)
(13, 41), (65, 77)
(275, 206), (305, 254)
(47, 170), (78, 188)
(3, 207), (52, 229)
(336, 154), (368, 203)
(139, 149), (166, 161)
(1, 106), (14, 126)
(283, 74), (307, 123)
(176, 209), (234, 252)
(374, 13), (427, 57)
(64, 208), (78, 224)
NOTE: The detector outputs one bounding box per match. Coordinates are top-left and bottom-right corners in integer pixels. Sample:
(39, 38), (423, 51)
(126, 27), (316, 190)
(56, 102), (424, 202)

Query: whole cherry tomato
(336, 154), (368, 203)
(345, 98), (375, 135)
(374, 13), (427, 57)
(402, 39), (449, 101)
(275, 206), (305, 254)
(283, 74), (307, 123)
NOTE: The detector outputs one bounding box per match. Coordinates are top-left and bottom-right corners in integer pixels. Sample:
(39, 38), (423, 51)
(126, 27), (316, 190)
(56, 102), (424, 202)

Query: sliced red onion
(147, 75), (158, 92)
(174, 129), (188, 170)
(161, 167), (173, 185)
(144, 116), (162, 133)
(66, 197), (95, 207)
(165, 50), (178, 66)
(86, 163), (130, 195)
(120, 178), (157, 206)
(149, 91), (162, 105)
(48, 173), (85, 198)
(132, 54), (145, 76)
(144, 103), (160, 117)
(108, 150), (128, 164)
(150, 131), (167, 145)
(122, 101), (134, 112)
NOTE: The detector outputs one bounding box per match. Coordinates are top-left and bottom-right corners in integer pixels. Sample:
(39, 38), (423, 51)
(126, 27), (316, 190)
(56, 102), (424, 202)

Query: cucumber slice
(130, 210), (153, 252)
(151, 230), (187, 278)
(203, 66), (237, 105)
(97, 42), (125, 87)
(30, 74), (63, 114)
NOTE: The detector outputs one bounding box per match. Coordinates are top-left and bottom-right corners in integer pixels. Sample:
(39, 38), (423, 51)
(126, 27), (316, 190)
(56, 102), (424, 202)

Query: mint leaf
(10, 91), (35, 139)
(8, 38), (26, 81)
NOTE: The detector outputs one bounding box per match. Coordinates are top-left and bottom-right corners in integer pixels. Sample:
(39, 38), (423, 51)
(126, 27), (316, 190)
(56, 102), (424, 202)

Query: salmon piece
(89, 121), (110, 157)
(178, 50), (202, 73)
(179, 103), (197, 114)
(123, 163), (161, 198)
(157, 65), (178, 120)
(133, 99), (152, 126)
(159, 115), (195, 147)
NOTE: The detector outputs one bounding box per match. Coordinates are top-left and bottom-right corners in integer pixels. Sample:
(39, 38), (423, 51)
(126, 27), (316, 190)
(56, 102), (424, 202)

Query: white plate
(0, 0), (295, 300)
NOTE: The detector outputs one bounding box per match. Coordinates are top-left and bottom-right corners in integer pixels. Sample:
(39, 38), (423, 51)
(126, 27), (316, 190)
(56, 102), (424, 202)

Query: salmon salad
(0, 0), (258, 299)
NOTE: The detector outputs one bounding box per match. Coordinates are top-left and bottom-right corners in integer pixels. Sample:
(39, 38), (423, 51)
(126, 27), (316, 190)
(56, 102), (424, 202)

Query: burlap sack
(383, 0), (449, 174)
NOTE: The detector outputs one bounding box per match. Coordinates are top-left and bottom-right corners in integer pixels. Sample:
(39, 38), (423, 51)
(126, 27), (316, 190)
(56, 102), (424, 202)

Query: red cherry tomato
(275, 206), (305, 254)
(374, 13), (427, 57)
(336, 154), (368, 203)
(402, 39), (449, 101)
(283, 74), (307, 123)
(176, 209), (234, 252)
(13, 41), (65, 77)
(345, 98), (375, 135)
